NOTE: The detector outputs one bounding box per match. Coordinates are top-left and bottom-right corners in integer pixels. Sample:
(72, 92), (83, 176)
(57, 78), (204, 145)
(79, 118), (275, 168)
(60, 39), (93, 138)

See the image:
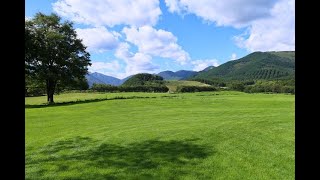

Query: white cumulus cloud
(165, 0), (294, 52)
(164, 0), (277, 27)
(123, 26), (190, 65)
(191, 59), (220, 71)
(164, 0), (187, 14)
(89, 60), (121, 72)
(88, 60), (127, 78)
(233, 0), (295, 51)
(53, 0), (161, 27)
(125, 53), (159, 76)
(76, 27), (119, 53)
(115, 43), (159, 77)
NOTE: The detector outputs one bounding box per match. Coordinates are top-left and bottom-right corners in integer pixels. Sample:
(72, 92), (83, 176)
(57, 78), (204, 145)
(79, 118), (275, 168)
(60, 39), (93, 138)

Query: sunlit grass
(26, 91), (294, 179)
(165, 80), (210, 92)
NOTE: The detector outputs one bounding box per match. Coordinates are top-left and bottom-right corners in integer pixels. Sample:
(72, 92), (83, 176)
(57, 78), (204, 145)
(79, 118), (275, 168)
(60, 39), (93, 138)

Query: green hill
(192, 51), (295, 81)
(122, 73), (165, 86)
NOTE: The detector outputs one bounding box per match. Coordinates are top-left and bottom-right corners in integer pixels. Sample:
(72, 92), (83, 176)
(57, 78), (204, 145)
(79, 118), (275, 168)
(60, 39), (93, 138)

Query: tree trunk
(48, 92), (54, 104)
(46, 79), (57, 104)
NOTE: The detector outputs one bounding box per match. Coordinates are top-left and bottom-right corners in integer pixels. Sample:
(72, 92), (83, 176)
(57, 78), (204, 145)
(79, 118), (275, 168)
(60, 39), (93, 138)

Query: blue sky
(26, 0), (295, 79)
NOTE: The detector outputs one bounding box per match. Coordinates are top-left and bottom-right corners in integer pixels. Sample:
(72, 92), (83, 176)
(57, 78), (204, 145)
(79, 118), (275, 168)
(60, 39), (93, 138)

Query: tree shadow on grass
(25, 96), (157, 109)
(25, 95), (181, 109)
(26, 136), (213, 179)
(195, 93), (220, 96)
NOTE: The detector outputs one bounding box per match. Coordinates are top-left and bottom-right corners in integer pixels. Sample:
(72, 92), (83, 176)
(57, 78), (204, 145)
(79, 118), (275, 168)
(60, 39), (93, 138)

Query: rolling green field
(25, 91), (294, 179)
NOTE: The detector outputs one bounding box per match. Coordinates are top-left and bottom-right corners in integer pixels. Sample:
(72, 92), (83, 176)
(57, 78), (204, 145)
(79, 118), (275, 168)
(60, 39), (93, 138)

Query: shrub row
(176, 86), (217, 93)
(243, 84), (294, 94)
(226, 80), (295, 94)
(91, 83), (169, 92)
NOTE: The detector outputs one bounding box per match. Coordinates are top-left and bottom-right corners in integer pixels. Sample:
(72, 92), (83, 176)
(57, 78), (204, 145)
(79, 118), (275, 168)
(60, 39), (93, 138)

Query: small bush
(119, 85), (169, 92)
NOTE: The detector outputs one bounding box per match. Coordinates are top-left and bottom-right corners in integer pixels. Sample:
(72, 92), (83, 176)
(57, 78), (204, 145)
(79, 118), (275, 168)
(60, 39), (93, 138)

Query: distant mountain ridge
(192, 51), (295, 81)
(157, 70), (198, 80)
(85, 69), (198, 87)
(86, 72), (123, 87)
(86, 51), (295, 87)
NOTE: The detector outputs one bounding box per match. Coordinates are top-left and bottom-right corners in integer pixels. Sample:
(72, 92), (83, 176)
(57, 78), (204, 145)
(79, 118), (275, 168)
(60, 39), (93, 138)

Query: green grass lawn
(165, 80), (210, 92)
(25, 91), (294, 179)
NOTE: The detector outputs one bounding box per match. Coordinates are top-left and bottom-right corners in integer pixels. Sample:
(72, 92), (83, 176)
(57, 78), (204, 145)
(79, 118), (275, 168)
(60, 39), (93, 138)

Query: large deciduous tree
(25, 13), (91, 103)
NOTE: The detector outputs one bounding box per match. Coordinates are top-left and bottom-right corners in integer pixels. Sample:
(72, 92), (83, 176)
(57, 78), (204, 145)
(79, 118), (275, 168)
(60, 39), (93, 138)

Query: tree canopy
(25, 13), (91, 103)
(122, 73), (164, 86)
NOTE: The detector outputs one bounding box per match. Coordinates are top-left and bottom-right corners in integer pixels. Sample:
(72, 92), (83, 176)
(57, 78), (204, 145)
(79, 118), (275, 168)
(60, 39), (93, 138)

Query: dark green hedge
(243, 84), (295, 94)
(91, 83), (169, 92)
(176, 86), (216, 92)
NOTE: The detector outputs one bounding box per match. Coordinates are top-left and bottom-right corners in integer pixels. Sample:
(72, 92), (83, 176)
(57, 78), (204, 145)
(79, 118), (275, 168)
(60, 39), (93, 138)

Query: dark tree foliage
(25, 13), (91, 103)
(90, 74), (169, 93)
(122, 73), (165, 86)
(176, 86), (216, 93)
(56, 78), (89, 93)
(243, 80), (295, 94)
(189, 78), (226, 87)
(229, 82), (245, 92)
(91, 83), (169, 93)
(25, 75), (46, 97)
(91, 84), (119, 92)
